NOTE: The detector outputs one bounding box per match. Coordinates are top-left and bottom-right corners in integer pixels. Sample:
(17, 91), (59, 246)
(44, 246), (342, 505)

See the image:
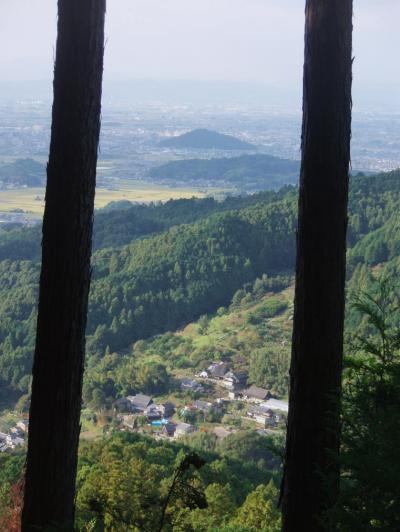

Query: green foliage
(61, 432), (279, 531)
(0, 192), (297, 398)
(150, 153), (300, 191)
(1, 169), (400, 406)
(135, 362), (171, 395)
(336, 279), (400, 531)
(0, 453), (25, 489)
(0, 188), (288, 262)
(248, 346), (289, 396)
(233, 481), (281, 532)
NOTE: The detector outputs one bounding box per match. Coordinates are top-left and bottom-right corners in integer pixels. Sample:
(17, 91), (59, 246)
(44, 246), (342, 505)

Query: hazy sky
(0, 0), (399, 97)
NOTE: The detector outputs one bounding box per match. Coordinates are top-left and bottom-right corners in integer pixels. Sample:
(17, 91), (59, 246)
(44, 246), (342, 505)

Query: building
(145, 402), (175, 420)
(10, 426), (25, 438)
(180, 378), (204, 392)
(174, 423), (197, 438)
(0, 428), (26, 452)
(161, 402), (176, 417)
(260, 398), (289, 413)
(17, 420), (29, 432)
(246, 405), (277, 427)
(243, 385), (271, 403)
(5, 434), (24, 449)
(0, 432), (8, 452)
(145, 403), (162, 420)
(222, 371), (247, 389)
(228, 390), (241, 400)
(192, 400), (213, 413)
(162, 422), (177, 438)
(126, 394), (153, 412)
(207, 362), (229, 380)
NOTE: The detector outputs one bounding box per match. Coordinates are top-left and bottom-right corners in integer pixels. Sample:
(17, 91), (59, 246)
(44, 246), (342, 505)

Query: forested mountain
(158, 129), (255, 150)
(149, 153), (300, 191)
(0, 170), (400, 401)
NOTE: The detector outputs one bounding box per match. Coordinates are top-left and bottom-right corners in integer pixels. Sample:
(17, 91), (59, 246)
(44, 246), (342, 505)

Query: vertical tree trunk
(281, 1), (352, 530)
(21, 1), (105, 530)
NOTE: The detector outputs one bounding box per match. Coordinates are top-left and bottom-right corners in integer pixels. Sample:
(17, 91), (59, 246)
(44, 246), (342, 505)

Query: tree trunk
(21, 1), (105, 530)
(281, 1), (353, 530)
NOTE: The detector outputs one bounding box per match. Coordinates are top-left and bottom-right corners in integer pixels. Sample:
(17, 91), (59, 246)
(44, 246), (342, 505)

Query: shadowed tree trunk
(281, 1), (353, 530)
(21, 1), (106, 530)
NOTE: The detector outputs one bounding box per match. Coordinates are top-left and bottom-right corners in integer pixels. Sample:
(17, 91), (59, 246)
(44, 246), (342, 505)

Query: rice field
(0, 179), (210, 218)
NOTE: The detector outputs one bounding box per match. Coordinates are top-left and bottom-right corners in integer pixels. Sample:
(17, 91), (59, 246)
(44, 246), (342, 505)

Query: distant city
(1, 98), (399, 174)
(0, 96), (399, 225)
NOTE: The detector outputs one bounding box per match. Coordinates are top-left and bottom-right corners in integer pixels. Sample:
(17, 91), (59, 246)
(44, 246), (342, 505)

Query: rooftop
(127, 394), (153, 409)
(244, 384), (270, 400)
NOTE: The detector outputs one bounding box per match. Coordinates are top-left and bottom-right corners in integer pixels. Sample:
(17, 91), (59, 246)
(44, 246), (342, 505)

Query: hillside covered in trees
(0, 170), (399, 402)
(149, 154), (300, 191)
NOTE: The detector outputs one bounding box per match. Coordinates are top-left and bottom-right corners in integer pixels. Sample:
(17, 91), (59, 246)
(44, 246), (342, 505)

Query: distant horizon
(0, 77), (399, 113)
(1, 0), (399, 111)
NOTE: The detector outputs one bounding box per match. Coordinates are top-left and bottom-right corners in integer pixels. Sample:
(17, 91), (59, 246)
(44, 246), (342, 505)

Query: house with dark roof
(222, 371), (247, 389)
(161, 402), (176, 417)
(162, 422), (177, 438)
(126, 394), (153, 412)
(243, 385), (271, 403)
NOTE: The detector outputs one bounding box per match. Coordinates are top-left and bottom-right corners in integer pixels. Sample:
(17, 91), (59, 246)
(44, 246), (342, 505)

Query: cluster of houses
(178, 362), (247, 393)
(197, 361), (248, 390)
(0, 419), (28, 453)
(115, 393), (204, 439)
(114, 369), (288, 439)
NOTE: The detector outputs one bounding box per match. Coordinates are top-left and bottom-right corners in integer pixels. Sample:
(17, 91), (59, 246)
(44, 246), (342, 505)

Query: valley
(1, 97), (400, 530)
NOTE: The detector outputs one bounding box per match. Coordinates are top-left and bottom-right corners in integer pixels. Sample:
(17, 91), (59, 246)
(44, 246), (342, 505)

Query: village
(0, 419), (28, 453)
(0, 363), (288, 453)
(113, 361), (288, 441)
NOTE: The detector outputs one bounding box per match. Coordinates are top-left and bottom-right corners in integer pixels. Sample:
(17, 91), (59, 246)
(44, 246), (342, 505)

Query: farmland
(0, 179), (211, 220)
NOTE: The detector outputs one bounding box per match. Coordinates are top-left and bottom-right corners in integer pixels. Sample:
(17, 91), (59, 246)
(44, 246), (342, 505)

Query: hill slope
(149, 154), (300, 191)
(159, 129), (255, 150)
(1, 170), (400, 400)
(83, 276), (294, 406)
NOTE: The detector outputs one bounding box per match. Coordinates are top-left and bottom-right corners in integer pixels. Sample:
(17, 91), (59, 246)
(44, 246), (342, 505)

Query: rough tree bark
(281, 1), (353, 530)
(21, 1), (106, 530)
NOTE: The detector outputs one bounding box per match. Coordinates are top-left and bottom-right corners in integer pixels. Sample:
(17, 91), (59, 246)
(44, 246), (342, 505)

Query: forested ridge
(0, 170), (400, 400)
(149, 153), (300, 191)
(0, 187), (293, 262)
